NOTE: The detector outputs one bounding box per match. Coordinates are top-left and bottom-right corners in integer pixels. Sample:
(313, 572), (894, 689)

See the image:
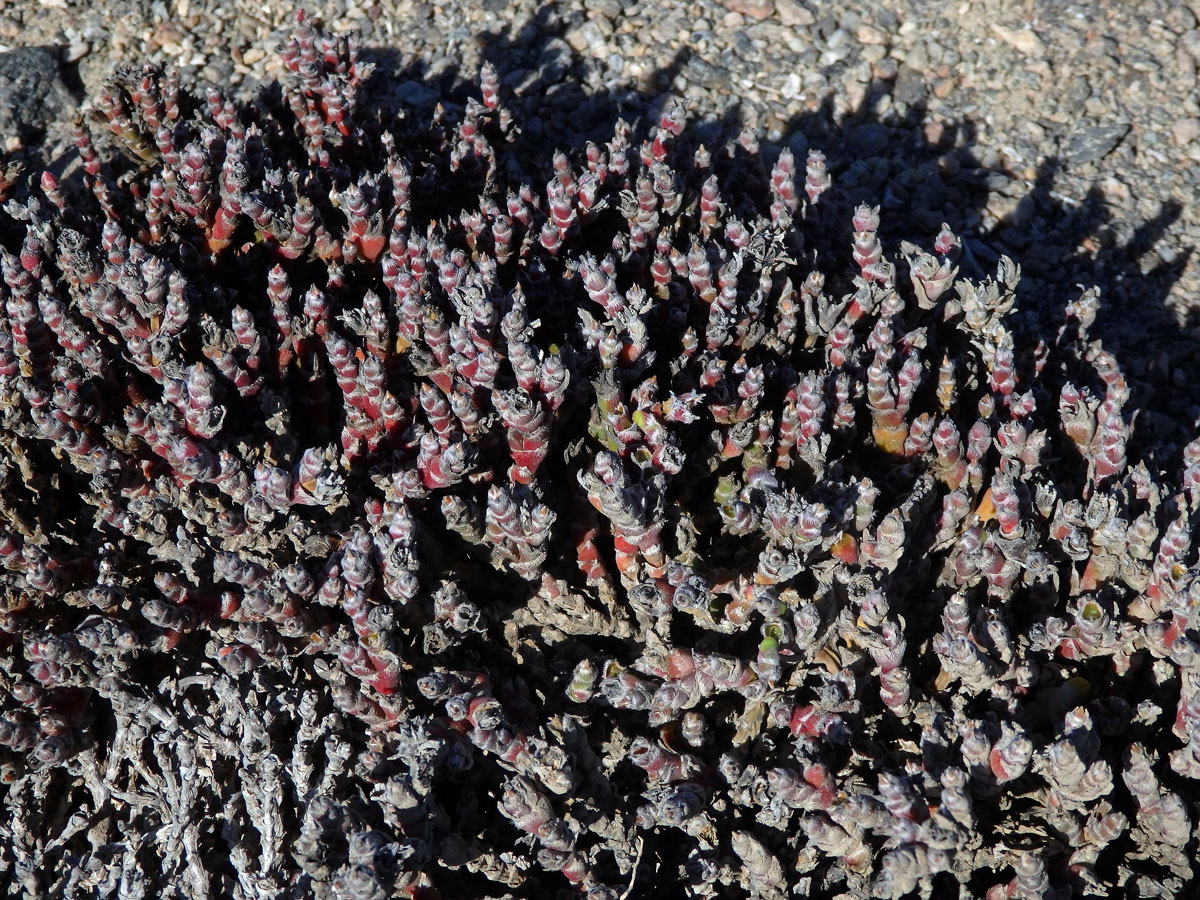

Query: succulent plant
(1, 9), (1198, 899)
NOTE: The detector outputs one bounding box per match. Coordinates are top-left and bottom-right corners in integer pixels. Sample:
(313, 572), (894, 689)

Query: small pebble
(1172, 117), (1200, 146)
(855, 25), (886, 46)
(152, 21), (185, 48)
(774, 0), (814, 27)
(990, 23), (1044, 56)
(721, 0), (774, 21)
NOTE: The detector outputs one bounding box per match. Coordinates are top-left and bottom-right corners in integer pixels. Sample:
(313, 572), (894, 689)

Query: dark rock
(846, 122), (889, 155)
(0, 46), (75, 149)
(536, 37), (573, 84)
(393, 80), (440, 107)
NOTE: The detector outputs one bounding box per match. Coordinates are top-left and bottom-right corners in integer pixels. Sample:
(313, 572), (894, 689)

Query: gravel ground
(2, 0), (1199, 453)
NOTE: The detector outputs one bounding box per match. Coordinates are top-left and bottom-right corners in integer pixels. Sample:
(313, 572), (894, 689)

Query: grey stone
(583, 0), (622, 16)
(1064, 122), (1131, 164)
(892, 65), (926, 105)
(683, 56), (732, 90)
(1181, 28), (1200, 59)
(565, 21), (607, 55)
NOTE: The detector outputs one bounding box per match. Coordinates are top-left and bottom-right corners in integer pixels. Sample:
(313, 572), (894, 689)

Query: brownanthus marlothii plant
(0, 10), (1198, 900)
